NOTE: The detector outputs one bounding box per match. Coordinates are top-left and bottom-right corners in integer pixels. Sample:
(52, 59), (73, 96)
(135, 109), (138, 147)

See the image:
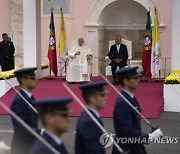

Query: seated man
(66, 38), (93, 83)
(107, 35), (128, 85)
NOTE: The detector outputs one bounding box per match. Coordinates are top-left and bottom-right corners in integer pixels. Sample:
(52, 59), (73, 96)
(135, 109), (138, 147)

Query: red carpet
(0, 77), (164, 119)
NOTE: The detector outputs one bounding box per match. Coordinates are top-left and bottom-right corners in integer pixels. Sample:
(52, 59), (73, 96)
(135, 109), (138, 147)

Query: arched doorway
(86, 0), (164, 76)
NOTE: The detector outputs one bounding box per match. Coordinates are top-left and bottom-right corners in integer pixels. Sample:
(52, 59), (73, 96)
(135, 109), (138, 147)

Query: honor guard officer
(112, 67), (163, 154)
(75, 81), (108, 154)
(10, 67), (38, 154)
(30, 97), (72, 154)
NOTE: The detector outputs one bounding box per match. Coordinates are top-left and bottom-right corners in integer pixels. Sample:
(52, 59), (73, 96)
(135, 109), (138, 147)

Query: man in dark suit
(10, 67), (38, 154)
(75, 81), (108, 154)
(30, 97), (72, 154)
(108, 35), (128, 85)
(0, 33), (15, 71)
(112, 67), (163, 154)
(7, 37), (15, 70)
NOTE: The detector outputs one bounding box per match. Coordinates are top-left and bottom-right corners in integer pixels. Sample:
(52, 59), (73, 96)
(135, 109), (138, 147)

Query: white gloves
(149, 128), (163, 141)
(0, 141), (10, 154)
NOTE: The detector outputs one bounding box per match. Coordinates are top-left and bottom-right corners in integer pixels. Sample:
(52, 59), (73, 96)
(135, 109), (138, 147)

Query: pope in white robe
(66, 38), (93, 83)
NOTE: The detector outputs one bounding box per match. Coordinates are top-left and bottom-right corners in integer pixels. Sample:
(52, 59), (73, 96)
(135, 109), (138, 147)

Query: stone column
(9, 0), (23, 69)
(86, 26), (99, 76)
(172, 0), (180, 70)
(23, 0), (41, 69)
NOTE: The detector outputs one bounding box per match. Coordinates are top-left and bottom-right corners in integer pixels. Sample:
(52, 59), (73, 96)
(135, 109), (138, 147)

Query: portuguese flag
(142, 11), (152, 77)
(48, 8), (58, 77)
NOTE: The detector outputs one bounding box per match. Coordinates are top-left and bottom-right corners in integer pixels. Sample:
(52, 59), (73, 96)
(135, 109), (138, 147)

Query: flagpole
(155, 70), (163, 82)
(46, 66), (55, 79)
(164, 58), (167, 78)
(48, 0), (53, 9)
(59, 8), (62, 78)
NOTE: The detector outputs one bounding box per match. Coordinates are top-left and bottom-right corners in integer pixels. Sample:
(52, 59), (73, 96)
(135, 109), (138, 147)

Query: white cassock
(66, 44), (93, 82)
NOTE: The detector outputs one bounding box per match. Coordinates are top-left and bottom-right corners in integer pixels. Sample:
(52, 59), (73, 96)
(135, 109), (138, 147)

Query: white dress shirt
(21, 88), (32, 98)
(87, 106), (100, 118)
(116, 44), (121, 53)
(122, 89), (134, 99)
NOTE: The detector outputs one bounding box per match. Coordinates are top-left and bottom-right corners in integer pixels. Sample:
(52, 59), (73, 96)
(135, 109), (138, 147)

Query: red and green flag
(142, 11), (152, 77)
(48, 8), (58, 77)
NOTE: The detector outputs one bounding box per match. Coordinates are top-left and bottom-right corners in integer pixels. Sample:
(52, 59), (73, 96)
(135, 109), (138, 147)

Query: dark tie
(30, 95), (36, 106)
(132, 97), (141, 112)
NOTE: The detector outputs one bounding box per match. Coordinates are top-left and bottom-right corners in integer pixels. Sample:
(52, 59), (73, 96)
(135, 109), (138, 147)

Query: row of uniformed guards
(10, 67), (163, 154)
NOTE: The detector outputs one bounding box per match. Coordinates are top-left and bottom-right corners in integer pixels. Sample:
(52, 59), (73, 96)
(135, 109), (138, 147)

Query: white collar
(45, 130), (62, 146)
(87, 106), (100, 118)
(122, 89), (134, 98)
(21, 88), (32, 98)
(116, 44), (121, 46)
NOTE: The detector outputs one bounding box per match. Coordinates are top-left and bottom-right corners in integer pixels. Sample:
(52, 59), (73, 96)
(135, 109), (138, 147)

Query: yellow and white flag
(59, 8), (66, 76)
(151, 9), (161, 77)
(59, 8), (66, 56)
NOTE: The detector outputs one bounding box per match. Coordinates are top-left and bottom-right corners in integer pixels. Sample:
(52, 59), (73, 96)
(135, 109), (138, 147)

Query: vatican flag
(151, 9), (161, 77)
(59, 8), (66, 56)
(59, 8), (66, 76)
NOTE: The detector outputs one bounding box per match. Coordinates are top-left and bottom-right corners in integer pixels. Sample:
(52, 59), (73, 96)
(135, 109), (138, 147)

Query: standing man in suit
(108, 35), (128, 85)
(0, 33), (15, 71)
(112, 67), (163, 154)
(10, 67), (38, 154)
(7, 37), (15, 70)
(30, 97), (72, 154)
(75, 81), (108, 154)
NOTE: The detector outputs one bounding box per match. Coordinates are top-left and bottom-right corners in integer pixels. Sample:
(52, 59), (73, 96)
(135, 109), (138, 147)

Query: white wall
(23, 0), (41, 69)
(172, 0), (180, 70)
